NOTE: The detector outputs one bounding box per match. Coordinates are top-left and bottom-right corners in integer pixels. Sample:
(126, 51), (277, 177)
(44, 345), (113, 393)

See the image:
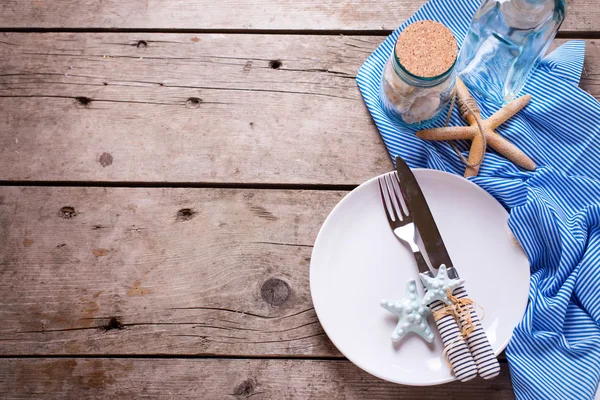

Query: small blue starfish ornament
(420, 264), (465, 306)
(380, 280), (435, 343)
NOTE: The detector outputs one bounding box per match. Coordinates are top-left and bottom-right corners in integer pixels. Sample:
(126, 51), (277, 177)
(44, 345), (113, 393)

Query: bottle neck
(392, 51), (454, 88)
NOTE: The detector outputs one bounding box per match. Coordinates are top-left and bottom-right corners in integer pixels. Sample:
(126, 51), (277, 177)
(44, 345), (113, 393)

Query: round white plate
(310, 169), (530, 386)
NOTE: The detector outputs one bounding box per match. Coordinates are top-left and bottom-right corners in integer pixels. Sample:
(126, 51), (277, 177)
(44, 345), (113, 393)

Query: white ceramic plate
(310, 169), (530, 386)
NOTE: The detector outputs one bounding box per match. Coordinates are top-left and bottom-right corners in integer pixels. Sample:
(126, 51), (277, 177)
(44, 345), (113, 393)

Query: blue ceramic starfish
(420, 264), (465, 306)
(380, 280), (435, 343)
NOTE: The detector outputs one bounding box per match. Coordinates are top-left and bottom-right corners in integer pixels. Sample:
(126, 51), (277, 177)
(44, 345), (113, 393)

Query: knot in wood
(269, 59), (282, 69)
(233, 378), (256, 397)
(186, 97), (202, 108)
(261, 278), (289, 306)
(102, 317), (124, 331)
(59, 206), (77, 219)
(75, 96), (92, 108)
(176, 208), (196, 221)
(99, 152), (113, 167)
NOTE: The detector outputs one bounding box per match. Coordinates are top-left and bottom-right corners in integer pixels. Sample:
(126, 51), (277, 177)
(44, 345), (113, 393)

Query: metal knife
(395, 156), (501, 380)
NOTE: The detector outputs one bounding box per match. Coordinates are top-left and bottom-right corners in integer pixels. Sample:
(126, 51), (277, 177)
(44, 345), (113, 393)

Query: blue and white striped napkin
(357, 0), (600, 399)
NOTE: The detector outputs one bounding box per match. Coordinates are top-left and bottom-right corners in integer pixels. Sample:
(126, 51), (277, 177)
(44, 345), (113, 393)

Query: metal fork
(377, 173), (429, 276)
(378, 173), (478, 382)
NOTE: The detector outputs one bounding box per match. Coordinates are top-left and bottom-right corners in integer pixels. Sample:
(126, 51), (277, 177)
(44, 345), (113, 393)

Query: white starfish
(420, 264), (465, 306)
(380, 280), (434, 343)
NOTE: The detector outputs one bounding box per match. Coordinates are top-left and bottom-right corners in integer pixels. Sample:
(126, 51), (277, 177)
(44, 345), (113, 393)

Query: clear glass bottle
(457, 0), (566, 104)
(380, 20), (458, 127)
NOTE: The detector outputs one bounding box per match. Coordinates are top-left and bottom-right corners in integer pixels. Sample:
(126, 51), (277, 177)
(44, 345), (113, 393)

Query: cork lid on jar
(395, 20), (458, 78)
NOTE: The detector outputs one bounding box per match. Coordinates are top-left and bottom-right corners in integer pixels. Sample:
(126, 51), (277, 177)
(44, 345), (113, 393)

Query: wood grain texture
(0, 32), (392, 185)
(0, 358), (515, 399)
(0, 0), (596, 32)
(0, 186), (344, 356)
(1, 34), (598, 185)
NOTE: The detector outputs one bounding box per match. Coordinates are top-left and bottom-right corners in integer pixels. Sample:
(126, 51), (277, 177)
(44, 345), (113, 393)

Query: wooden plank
(0, 186), (343, 356)
(0, 32), (392, 185)
(0, 186), (511, 361)
(1, 34), (598, 185)
(0, 0), (596, 32)
(0, 358), (515, 399)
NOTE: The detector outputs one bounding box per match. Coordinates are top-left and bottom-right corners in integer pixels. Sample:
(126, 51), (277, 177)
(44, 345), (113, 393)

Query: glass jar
(457, 0), (566, 104)
(380, 21), (458, 127)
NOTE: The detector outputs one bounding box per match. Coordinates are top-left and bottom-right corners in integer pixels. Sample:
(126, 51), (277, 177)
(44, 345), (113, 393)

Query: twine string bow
(432, 288), (484, 366)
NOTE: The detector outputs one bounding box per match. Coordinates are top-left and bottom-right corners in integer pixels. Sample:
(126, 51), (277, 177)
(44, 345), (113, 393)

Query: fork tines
(378, 173), (408, 224)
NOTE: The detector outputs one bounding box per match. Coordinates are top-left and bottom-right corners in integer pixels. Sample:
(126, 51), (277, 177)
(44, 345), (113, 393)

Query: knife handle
(453, 285), (501, 380)
(428, 299), (477, 382)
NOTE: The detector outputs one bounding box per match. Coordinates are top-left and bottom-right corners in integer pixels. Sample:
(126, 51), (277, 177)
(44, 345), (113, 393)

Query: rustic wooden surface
(1, 0), (597, 398)
(0, 0), (597, 32)
(0, 32), (390, 186)
(0, 359), (514, 399)
(0, 186), (340, 356)
(0, 35), (598, 185)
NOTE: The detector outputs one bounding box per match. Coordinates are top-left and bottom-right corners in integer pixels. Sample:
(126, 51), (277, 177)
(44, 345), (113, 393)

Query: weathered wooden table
(0, 1), (598, 398)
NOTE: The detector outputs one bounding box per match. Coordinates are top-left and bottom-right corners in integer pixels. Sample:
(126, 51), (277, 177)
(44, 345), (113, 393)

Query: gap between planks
(0, 28), (598, 39)
(0, 353), (509, 362)
(0, 181), (358, 192)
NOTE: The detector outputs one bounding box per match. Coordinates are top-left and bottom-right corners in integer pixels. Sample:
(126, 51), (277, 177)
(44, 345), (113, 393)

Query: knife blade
(395, 156), (453, 271)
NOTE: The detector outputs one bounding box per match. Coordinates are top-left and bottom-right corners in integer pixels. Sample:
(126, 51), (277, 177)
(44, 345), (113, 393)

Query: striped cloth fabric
(356, 0), (600, 399)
